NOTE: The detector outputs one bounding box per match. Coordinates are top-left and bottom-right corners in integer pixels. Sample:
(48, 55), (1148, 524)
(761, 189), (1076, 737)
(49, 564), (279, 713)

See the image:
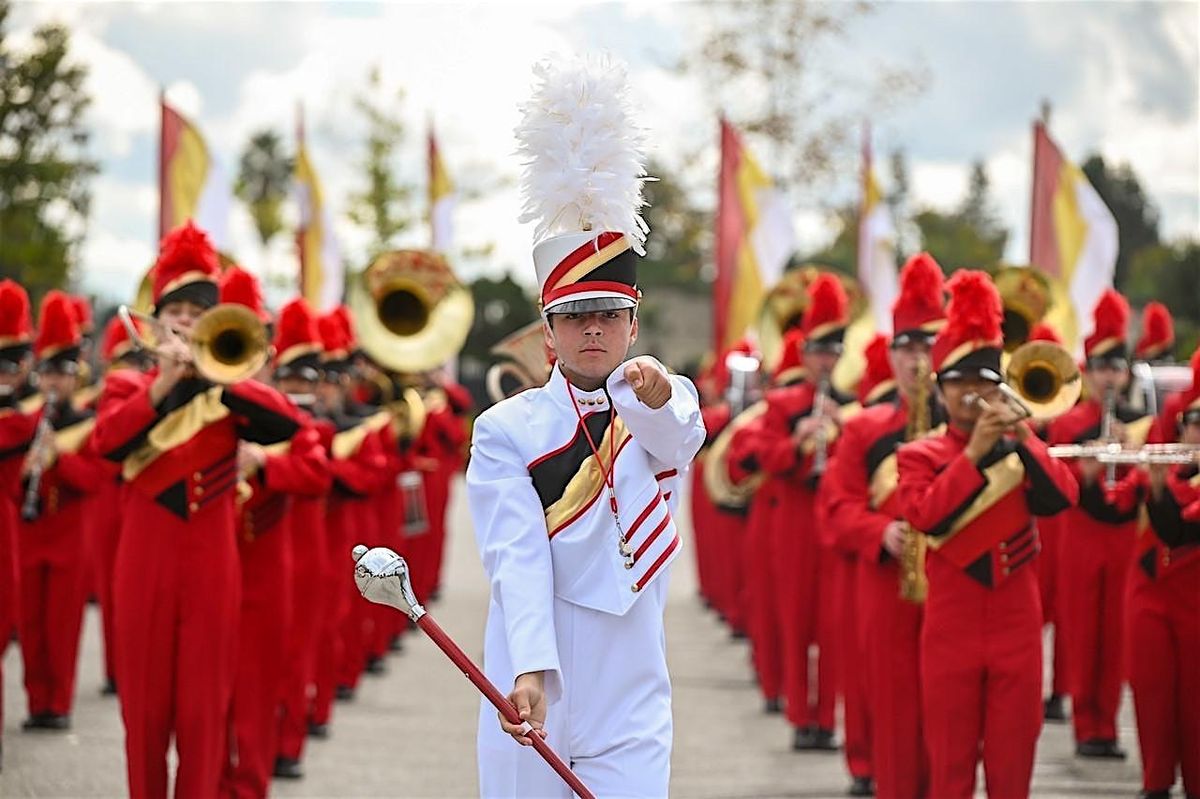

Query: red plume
(1084, 289), (1130, 357)
(0, 279), (33, 343)
(219, 265), (270, 321)
(317, 308), (353, 357)
(100, 314), (145, 362)
(943, 270), (1003, 345)
(858, 333), (895, 405)
(70, 295), (94, 333)
(772, 328), (806, 384)
(892, 252), (945, 333)
(1190, 346), (1200, 390)
(331, 305), (357, 349)
(1028, 321), (1063, 345)
(152, 220), (220, 303)
(1135, 302), (1174, 359)
(273, 298), (321, 365)
(34, 290), (82, 358)
(801, 273), (849, 336)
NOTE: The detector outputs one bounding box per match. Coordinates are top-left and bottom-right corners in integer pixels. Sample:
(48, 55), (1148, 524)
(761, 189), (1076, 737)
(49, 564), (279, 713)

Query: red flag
(1029, 121), (1065, 277)
(713, 119), (745, 353)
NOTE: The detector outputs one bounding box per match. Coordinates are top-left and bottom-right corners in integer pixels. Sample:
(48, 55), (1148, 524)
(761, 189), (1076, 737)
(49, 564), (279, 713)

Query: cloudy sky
(8, 0), (1198, 306)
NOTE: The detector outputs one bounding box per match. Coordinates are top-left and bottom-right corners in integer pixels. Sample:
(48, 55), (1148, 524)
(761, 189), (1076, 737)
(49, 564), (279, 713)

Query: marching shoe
(101, 678), (118, 697)
(273, 756), (304, 779)
(1135, 791), (1169, 799)
(1076, 738), (1127, 759)
(307, 722), (330, 739)
(335, 684), (355, 701)
(792, 725), (816, 750)
(364, 655), (387, 675)
(810, 727), (840, 752)
(847, 776), (875, 796)
(763, 697), (783, 715)
(1043, 693), (1067, 722)
(389, 634), (405, 653)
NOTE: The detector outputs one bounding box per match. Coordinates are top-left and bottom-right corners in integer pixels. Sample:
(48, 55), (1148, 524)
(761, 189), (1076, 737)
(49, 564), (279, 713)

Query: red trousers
(1, 498), (18, 733)
(1126, 559), (1200, 796)
(834, 553), (871, 779)
(277, 496), (328, 761)
(89, 477), (123, 687)
(689, 462), (715, 605)
(221, 521), (293, 799)
(426, 465), (454, 596)
(114, 495), (241, 799)
(745, 482), (783, 702)
(1060, 511), (1133, 742)
(1035, 515), (1067, 696)
(771, 488), (835, 730)
(18, 505), (89, 716)
(314, 494), (370, 722)
(859, 556), (927, 799)
(921, 558), (1043, 799)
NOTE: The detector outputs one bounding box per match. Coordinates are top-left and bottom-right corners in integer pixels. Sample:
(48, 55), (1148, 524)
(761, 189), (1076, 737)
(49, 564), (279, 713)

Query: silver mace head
(351, 544), (426, 623)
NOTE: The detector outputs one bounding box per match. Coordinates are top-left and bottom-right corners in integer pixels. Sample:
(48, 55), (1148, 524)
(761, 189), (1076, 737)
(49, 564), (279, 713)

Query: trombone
(963, 340), (1082, 422)
(118, 304), (269, 385)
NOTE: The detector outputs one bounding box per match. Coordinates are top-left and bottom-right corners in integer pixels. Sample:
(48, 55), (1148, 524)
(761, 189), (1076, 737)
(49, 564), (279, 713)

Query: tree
(346, 66), (415, 259)
(0, 0), (97, 299)
(912, 160), (1008, 271)
(1081, 154), (1160, 291)
(234, 129), (293, 249)
(637, 160), (711, 292)
(1125, 242), (1200, 360)
(682, 0), (926, 193)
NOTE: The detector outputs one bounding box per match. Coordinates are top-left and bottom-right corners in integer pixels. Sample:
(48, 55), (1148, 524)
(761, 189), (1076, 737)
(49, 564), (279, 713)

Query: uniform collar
(549, 363), (611, 410)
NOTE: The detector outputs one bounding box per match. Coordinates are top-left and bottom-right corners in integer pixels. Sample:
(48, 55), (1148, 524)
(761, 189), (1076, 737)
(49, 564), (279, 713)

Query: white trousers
(477, 575), (673, 798)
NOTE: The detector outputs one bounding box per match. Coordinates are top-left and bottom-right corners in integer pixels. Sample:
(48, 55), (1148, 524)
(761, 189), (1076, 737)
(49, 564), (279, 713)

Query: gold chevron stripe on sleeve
(122, 387), (229, 481)
(54, 418), (96, 455)
(927, 451), (1025, 550)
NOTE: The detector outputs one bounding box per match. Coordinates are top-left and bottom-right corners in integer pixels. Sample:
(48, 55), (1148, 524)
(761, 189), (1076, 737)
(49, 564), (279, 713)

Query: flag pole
(158, 89), (168, 244)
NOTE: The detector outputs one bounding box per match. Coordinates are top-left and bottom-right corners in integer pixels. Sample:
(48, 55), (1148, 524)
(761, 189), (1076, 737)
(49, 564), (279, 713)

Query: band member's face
(37, 367), (78, 400)
(939, 374), (998, 428)
(158, 300), (207, 335)
(804, 349), (840, 383)
(277, 375), (317, 397)
(0, 358), (29, 393)
(544, 310), (638, 384)
(1181, 420), (1200, 446)
(890, 340), (931, 397)
(1084, 363), (1130, 398)
(316, 372), (347, 410)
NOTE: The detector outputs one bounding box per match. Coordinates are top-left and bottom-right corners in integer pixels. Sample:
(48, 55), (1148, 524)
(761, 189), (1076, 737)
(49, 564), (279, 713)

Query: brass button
(193, 471), (203, 481)
(194, 486), (204, 496)
(631, 583), (640, 593)
(1000, 553), (1009, 563)
(999, 541), (1007, 551)
(1002, 567), (1011, 576)
(189, 502), (199, 513)
(624, 561), (634, 570)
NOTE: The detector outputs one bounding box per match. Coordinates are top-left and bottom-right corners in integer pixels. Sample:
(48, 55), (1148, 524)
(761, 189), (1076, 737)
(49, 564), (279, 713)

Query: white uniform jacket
(468, 360), (705, 698)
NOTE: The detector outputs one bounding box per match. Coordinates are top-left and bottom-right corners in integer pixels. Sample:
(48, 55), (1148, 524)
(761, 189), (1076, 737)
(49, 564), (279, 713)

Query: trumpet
(1047, 443), (1200, 465)
(118, 304), (269, 385)
(962, 340), (1082, 422)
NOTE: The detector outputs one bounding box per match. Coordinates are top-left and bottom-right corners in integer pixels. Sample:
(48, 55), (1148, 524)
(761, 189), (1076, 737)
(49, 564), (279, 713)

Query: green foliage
(638, 161), (711, 293)
(461, 274), (539, 367)
(346, 66), (414, 259)
(1125, 242), (1200, 360)
(234, 129), (293, 248)
(0, 0), (97, 300)
(913, 160), (1007, 271)
(1081, 154), (1161, 292)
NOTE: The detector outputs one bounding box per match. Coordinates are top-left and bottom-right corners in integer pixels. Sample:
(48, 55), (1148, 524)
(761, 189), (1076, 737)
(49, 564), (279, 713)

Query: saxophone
(899, 357), (930, 603)
(811, 377), (832, 478)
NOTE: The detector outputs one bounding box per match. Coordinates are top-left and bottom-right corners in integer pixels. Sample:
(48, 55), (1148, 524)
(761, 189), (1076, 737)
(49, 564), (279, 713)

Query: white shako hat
(516, 54), (652, 315)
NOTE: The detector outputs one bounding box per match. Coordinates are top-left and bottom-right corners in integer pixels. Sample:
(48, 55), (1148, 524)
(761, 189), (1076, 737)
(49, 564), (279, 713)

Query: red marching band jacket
(94, 370), (301, 519)
(239, 421), (331, 544)
(1106, 466), (1200, 583)
(13, 399), (107, 520)
(897, 425), (1078, 589)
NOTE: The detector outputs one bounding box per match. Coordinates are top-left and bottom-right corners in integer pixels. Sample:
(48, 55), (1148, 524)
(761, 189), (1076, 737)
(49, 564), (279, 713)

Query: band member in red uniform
(898, 270), (1077, 799)
(307, 308), (388, 734)
(1021, 320), (1073, 722)
(89, 315), (152, 699)
(1105, 381), (1200, 799)
(1136, 302), (1175, 366)
(95, 222), (301, 799)
(215, 269), (331, 798)
(0, 279), (36, 766)
(271, 298), (334, 779)
(727, 330), (803, 712)
(14, 291), (107, 731)
(749, 273), (853, 750)
(1047, 288), (1150, 759)
(819, 332), (894, 797)
(418, 370), (471, 601)
(826, 252), (947, 799)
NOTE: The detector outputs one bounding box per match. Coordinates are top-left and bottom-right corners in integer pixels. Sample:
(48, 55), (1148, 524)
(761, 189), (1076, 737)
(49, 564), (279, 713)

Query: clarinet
(21, 390), (59, 522)
(899, 357), (931, 603)
(811, 377), (831, 477)
(1100, 386), (1117, 489)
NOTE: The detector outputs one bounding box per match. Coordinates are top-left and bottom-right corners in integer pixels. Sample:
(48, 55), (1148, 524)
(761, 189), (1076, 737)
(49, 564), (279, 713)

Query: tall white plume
(515, 53), (651, 254)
